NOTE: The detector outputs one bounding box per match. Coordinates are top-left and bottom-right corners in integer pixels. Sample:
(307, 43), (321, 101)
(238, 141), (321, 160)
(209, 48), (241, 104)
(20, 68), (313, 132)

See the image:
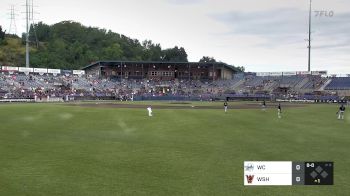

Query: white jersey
(147, 107), (153, 116)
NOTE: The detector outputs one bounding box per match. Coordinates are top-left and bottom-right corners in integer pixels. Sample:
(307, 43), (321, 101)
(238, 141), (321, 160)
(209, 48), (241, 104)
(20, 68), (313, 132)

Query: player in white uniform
(224, 101), (228, 113)
(147, 106), (153, 117)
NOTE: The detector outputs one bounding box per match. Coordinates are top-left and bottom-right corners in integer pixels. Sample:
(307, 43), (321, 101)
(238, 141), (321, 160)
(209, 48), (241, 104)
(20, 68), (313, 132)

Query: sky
(0, 0), (349, 74)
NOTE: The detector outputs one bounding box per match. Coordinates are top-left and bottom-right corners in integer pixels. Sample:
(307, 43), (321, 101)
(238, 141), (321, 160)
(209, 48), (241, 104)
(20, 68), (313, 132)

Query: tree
(199, 56), (216, 63)
(0, 26), (6, 43)
(29, 22), (51, 42)
(51, 21), (85, 43)
(142, 40), (162, 61)
(162, 46), (188, 62)
(102, 43), (123, 60)
(237, 66), (245, 72)
(0, 37), (25, 66)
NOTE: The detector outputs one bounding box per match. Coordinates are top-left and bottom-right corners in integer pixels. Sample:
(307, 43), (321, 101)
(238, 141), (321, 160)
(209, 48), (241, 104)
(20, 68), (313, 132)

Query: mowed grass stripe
(0, 103), (349, 195)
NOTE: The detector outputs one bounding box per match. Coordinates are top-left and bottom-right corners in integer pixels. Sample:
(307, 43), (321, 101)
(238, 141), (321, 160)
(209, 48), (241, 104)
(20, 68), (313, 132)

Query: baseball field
(0, 101), (349, 196)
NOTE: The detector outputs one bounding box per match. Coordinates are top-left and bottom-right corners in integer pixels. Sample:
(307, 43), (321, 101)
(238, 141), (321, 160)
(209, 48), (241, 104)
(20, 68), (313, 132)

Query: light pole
(307, 0), (312, 72)
(26, 0), (30, 68)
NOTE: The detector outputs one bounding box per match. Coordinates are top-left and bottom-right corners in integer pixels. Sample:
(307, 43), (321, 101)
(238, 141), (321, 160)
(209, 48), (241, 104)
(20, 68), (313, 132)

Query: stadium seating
(325, 77), (350, 90)
(1, 72), (348, 101)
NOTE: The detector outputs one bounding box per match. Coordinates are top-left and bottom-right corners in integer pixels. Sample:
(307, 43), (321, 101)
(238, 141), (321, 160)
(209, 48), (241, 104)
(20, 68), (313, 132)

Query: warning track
(67, 102), (307, 110)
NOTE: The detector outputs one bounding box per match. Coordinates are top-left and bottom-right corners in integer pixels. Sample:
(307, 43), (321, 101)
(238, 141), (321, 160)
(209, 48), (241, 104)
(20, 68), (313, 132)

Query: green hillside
(0, 22), (190, 70)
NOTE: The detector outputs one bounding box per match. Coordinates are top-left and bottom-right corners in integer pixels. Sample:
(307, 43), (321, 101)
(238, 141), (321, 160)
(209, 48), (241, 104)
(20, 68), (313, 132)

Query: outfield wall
(0, 99), (34, 102)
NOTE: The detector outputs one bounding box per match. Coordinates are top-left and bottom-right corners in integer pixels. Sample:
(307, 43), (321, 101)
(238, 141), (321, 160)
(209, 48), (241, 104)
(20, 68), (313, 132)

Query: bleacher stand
(325, 77), (350, 90)
(1, 70), (349, 101)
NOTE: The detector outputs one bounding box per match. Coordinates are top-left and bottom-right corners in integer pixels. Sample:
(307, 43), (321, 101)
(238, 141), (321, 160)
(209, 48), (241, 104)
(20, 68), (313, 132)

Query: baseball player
(277, 103), (282, 119)
(261, 100), (266, 111)
(224, 101), (228, 113)
(147, 106), (153, 117)
(337, 104), (346, 120)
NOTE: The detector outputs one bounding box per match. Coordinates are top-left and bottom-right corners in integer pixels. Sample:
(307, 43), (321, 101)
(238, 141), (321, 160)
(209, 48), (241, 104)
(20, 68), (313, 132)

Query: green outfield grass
(0, 102), (349, 196)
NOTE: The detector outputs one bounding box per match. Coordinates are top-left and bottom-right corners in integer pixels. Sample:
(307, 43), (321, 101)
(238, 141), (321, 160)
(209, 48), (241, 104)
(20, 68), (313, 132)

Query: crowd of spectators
(0, 72), (237, 101)
(0, 72), (346, 101)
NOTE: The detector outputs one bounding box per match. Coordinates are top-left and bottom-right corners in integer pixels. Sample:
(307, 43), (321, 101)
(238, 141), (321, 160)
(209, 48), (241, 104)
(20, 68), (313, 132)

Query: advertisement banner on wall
(47, 69), (61, 74)
(296, 71), (311, 75)
(269, 72), (283, 76)
(73, 70), (85, 75)
(61, 70), (73, 76)
(282, 72), (297, 76)
(1, 66), (19, 72)
(18, 67), (34, 73)
(311, 71), (328, 76)
(34, 68), (48, 74)
(256, 72), (270, 77)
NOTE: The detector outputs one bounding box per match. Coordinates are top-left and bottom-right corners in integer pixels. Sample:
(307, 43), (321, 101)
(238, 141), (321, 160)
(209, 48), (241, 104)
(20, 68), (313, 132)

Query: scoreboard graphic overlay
(244, 161), (333, 186)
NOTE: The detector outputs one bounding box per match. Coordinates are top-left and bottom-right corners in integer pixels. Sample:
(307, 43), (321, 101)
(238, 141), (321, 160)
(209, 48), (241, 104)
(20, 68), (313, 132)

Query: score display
(244, 161), (333, 186)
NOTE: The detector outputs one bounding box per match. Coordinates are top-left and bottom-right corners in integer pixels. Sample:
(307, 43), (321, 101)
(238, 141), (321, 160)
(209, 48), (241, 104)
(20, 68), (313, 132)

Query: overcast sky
(0, 0), (349, 74)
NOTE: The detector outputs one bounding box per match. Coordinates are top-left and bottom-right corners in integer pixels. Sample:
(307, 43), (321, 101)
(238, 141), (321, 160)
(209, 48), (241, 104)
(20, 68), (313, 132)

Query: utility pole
(30, 0), (39, 48)
(307, 0), (312, 72)
(9, 5), (18, 35)
(31, 0), (34, 21)
(26, 0), (30, 68)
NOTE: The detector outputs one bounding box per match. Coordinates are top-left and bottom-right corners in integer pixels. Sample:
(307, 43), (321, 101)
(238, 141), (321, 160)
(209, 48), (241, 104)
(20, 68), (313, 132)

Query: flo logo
(246, 175), (254, 184)
(315, 10), (334, 17)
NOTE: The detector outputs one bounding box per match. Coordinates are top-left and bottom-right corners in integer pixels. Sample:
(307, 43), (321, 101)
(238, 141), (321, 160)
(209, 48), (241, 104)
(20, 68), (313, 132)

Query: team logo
(246, 175), (254, 184)
(244, 163), (254, 172)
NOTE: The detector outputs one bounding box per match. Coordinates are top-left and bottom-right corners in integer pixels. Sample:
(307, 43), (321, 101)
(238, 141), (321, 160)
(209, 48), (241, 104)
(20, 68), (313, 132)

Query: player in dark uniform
(277, 103), (282, 118)
(261, 100), (266, 111)
(224, 101), (228, 113)
(337, 104), (345, 120)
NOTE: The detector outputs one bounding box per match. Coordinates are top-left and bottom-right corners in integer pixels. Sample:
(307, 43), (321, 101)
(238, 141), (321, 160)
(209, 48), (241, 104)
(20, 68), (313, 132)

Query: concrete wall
(221, 67), (233, 80)
(85, 65), (100, 76)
